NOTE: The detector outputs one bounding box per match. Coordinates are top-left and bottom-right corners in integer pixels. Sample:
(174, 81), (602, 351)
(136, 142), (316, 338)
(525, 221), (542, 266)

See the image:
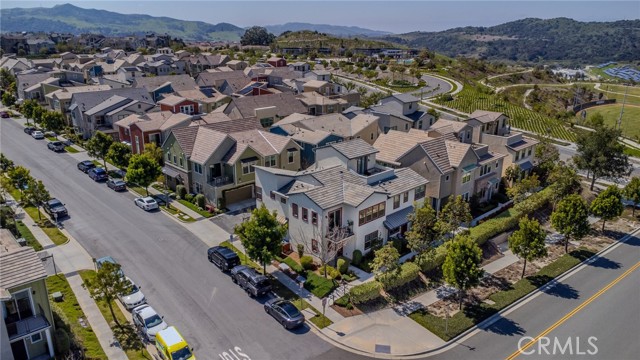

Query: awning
(383, 205), (414, 230)
(519, 161), (533, 172)
(462, 164), (477, 172)
(162, 166), (180, 178)
(241, 156), (258, 163)
(488, 178), (501, 185)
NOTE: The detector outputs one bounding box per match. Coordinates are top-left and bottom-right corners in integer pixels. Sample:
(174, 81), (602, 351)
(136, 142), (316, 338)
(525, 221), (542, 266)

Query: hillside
(382, 18), (640, 64)
(276, 30), (399, 52)
(265, 23), (390, 37)
(0, 4), (244, 41)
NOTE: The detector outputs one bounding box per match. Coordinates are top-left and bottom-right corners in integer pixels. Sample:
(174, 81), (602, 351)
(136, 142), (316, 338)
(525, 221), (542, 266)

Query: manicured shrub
(337, 257), (350, 274)
(417, 245), (448, 273)
(378, 262), (420, 291)
(330, 268), (341, 280)
(319, 264), (337, 277)
(300, 255), (314, 270)
(297, 243), (304, 258)
(176, 185), (186, 199)
(194, 194), (205, 209)
(54, 328), (70, 355)
(349, 281), (383, 304)
(352, 249), (363, 266)
(185, 193), (194, 203)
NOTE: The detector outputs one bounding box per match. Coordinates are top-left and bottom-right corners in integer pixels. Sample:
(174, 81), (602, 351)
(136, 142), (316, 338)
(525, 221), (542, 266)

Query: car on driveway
(47, 141), (65, 152)
(77, 160), (96, 173)
(132, 304), (168, 342)
(88, 167), (108, 181)
(264, 298), (305, 329)
(118, 277), (146, 310)
(43, 198), (67, 219)
(134, 197), (159, 211)
(31, 130), (44, 139)
(106, 179), (127, 191)
(24, 126), (35, 134)
(230, 265), (272, 297)
(96, 256), (125, 277)
(207, 246), (240, 272)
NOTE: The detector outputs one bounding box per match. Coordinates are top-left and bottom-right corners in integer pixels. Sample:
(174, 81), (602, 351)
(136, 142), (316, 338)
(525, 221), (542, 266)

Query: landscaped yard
(65, 146), (79, 153)
(10, 188), (68, 245)
(269, 273), (333, 329)
(16, 220), (42, 250)
(220, 240), (263, 273)
(177, 199), (214, 218)
(46, 275), (107, 359)
(78, 270), (151, 360)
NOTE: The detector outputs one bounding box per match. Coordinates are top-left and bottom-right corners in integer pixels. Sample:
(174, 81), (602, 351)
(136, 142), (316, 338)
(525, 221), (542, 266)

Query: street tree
(143, 142), (164, 166)
(234, 204), (287, 274)
(107, 142), (132, 169)
(507, 174), (540, 203)
(0, 153), (14, 173)
(623, 177), (640, 216)
(1, 92), (15, 107)
(551, 194), (590, 253)
(372, 243), (400, 277)
(41, 111), (65, 134)
(548, 162), (582, 209)
(8, 165), (32, 197)
(23, 179), (50, 221)
(126, 154), (161, 196)
(21, 99), (38, 126)
(0, 68), (15, 90)
(534, 134), (560, 181)
(83, 262), (132, 327)
(86, 131), (114, 171)
(293, 226), (348, 278)
(240, 26), (276, 46)
(573, 125), (631, 191)
(31, 106), (44, 129)
(406, 201), (440, 254)
(442, 234), (483, 309)
(590, 185), (624, 231)
(508, 217), (548, 279)
(437, 195), (472, 238)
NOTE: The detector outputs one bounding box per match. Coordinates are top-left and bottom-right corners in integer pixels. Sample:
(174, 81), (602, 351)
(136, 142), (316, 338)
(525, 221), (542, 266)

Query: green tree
(83, 262), (132, 326)
(1, 92), (15, 107)
(126, 154), (161, 196)
(406, 201), (440, 253)
(143, 142), (164, 166)
(588, 113), (605, 128)
(507, 173), (540, 203)
(442, 234), (483, 309)
(107, 142), (132, 169)
(534, 134), (560, 180)
(548, 162), (581, 209)
(371, 243), (400, 277)
(23, 179), (50, 221)
(234, 204), (287, 274)
(0, 153), (14, 173)
(590, 185), (624, 231)
(508, 217), (548, 279)
(41, 111), (65, 134)
(0, 68), (15, 90)
(427, 108), (440, 121)
(86, 131), (114, 171)
(241, 26), (276, 46)
(504, 164), (521, 185)
(573, 125), (630, 191)
(551, 194), (590, 253)
(438, 195), (472, 237)
(623, 177), (640, 216)
(31, 106), (44, 129)
(8, 166), (32, 197)
(21, 99), (38, 126)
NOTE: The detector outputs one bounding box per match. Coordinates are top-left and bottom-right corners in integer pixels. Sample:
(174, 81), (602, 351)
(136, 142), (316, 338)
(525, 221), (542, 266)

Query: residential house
(115, 111), (192, 154)
(296, 92), (349, 115)
(305, 70), (331, 82)
(254, 139), (428, 259)
(426, 118), (475, 144)
(1, 229), (55, 360)
(465, 110), (511, 143)
(45, 85), (112, 124)
(267, 57), (287, 67)
(195, 70), (252, 96)
(223, 93), (308, 127)
(158, 95), (200, 115)
(16, 72), (53, 101)
(131, 75), (198, 102)
(186, 54), (230, 76)
(481, 131), (538, 178)
(0, 56), (31, 75)
(367, 93), (436, 133)
(226, 60), (248, 71)
(289, 62), (310, 73)
(175, 88), (230, 114)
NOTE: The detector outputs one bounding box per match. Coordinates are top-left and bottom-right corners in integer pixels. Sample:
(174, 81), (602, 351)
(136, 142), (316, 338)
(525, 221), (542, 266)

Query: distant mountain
(0, 3), (244, 41)
(381, 18), (640, 64)
(265, 22), (391, 37)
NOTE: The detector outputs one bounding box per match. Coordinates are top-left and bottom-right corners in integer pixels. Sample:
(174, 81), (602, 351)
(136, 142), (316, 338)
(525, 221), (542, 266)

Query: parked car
(264, 298), (305, 329)
(43, 198), (67, 219)
(23, 126), (35, 134)
(106, 179), (127, 191)
(230, 265), (272, 297)
(47, 141), (65, 152)
(88, 167), (108, 181)
(132, 305), (168, 342)
(118, 277), (146, 310)
(622, 198), (640, 208)
(31, 130), (44, 139)
(207, 246), (240, 272)
(95, 256), (125, 277)
(134, 197), (159, 211)
(155, 326), (194, 360)
(77, 160), (96, 173)
(0, 111), (10, 118)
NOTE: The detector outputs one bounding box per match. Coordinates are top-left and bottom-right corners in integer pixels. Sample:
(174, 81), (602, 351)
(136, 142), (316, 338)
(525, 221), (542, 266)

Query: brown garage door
(225, 185), (254, 205)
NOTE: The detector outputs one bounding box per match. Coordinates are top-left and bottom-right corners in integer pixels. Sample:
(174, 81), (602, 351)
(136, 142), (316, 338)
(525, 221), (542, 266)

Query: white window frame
(242, 161), (256, 175)
(462, 172), (471, 184)
(265, 155), (277, 167)
(31, 332), (42, 344)
(194, 163), (203, 174)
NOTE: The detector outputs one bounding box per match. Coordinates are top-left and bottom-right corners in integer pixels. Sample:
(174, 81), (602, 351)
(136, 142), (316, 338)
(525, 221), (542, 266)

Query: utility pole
(617, 85), (628, 131)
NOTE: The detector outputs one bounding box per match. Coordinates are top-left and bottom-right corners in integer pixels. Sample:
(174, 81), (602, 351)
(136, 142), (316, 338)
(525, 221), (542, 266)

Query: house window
(265, 155), (276, 167)
(393, 194), (401, 209)
(403, 191), (409, 203)
(462, 192), (469, 202)
(166, 152), (171, 161)
(405, 123), (409, 130)
(194, 182), (202, 194)
(462, 172), (472, 184)
(358, 202), (385, 226)
(527, 147), (532, 157)
(445, 175), (450, 181)
(364, 231), (379, 251)
(312, 239), (319, 253)
(242, 160), (256, 175)
(288, 150), (296, 164)
(496, 161), (499, 169)
(467, 132), (471, 139)
(256, 186), (262, 201)
(415, 185), (426, 200)
(173, 155), (177, 164)
(179, 157), (183, 167)
(194, 163), (203, 174)
(302, 207), (308, 222)
(280, 197), (287, 204)
(311, 211), (318, 226)
(292, 203), (299, 218)
(31, 332), (42, 344)
(270, 191), (276, 200)
(495, 182), (500, 190)
(179, 104), (194, 114)
(418, 120), (423, 129)
(260, 117), (274, 128)
(370, 133), (374, 140)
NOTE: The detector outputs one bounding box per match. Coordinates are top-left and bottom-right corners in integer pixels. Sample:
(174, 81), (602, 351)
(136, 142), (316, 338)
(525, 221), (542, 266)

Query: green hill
(275, 30), (400, 52)
(0, 3), (244, 41)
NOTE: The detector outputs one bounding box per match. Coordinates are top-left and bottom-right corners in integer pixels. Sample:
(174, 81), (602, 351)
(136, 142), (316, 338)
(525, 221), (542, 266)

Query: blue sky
(2, 1), (638, 33)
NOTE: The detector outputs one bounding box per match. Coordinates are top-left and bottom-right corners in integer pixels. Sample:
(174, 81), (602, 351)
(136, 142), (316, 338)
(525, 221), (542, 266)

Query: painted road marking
(218, 346), (251, 360)
(505, 260), (640, 360)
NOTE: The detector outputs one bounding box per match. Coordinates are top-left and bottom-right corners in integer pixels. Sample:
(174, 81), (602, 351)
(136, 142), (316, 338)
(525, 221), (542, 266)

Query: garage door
(225, 185), (254, 205)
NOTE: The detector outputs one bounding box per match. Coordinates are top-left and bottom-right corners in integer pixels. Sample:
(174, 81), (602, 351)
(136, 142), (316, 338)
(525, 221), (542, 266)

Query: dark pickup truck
(230, 265), (272, 297)
(44, 198), (68, 219)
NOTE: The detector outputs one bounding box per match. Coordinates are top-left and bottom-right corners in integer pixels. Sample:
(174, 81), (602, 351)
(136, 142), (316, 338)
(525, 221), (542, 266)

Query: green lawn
(78, 271), (151, 360)
(409, 248), (595, 341)
(177, 199), (214, 218)
(599, 84), (640, 97)
(220, 240), (263, 273)
(578, 104), (640, 140)
(65, 146), (79, 153)
(16, 220), (42, 251)
(46, 275), (107, 359)
(9, 188), (68, 245)
(160, 205), (196, 222)
(268, 274), (333, 329)
(304, 271), (338, 299)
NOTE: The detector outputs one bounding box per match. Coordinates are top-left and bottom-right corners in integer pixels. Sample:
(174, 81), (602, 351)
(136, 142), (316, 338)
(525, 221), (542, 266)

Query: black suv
(24, 126), (36, 135)
(77, 160), (96, 173)
(44, 198), (68, 219)
(207, 246), (240, 272)
(230, 265), (272, 297)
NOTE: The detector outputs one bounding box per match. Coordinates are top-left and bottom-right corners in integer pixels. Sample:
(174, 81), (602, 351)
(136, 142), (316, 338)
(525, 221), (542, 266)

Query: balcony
(325, 226), (355, 246)
(5, 306), (50, 341)
(208, 175), (234, 187)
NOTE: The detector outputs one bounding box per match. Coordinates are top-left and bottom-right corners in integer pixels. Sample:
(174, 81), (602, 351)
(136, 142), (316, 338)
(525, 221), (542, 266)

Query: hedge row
(416, 245), (448, 273)
(379, 262), (421, 291)
(349, 281), (383, 304)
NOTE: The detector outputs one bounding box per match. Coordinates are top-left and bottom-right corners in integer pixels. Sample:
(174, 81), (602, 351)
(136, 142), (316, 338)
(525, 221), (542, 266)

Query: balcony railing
(325, 226), (355, 245)
(208, 176), (233, 187)
(5, 305), (50, 340)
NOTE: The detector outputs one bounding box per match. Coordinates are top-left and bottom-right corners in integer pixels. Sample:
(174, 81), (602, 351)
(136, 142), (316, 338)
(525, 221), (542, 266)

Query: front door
(11, 339), (28, 360)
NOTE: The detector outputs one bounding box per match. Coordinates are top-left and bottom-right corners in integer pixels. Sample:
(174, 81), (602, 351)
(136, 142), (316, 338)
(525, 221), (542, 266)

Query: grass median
(409, 248), (596, 341)
(177, 199), (214, 218)
(65, 146), (79, 153)
(16, 220), (42, 251)
(10, 188), (68, 245)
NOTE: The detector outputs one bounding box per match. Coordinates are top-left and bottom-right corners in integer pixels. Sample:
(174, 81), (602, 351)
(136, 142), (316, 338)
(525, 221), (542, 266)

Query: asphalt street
(556, 144), (640, 178)
(0, 118), (355, 360)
